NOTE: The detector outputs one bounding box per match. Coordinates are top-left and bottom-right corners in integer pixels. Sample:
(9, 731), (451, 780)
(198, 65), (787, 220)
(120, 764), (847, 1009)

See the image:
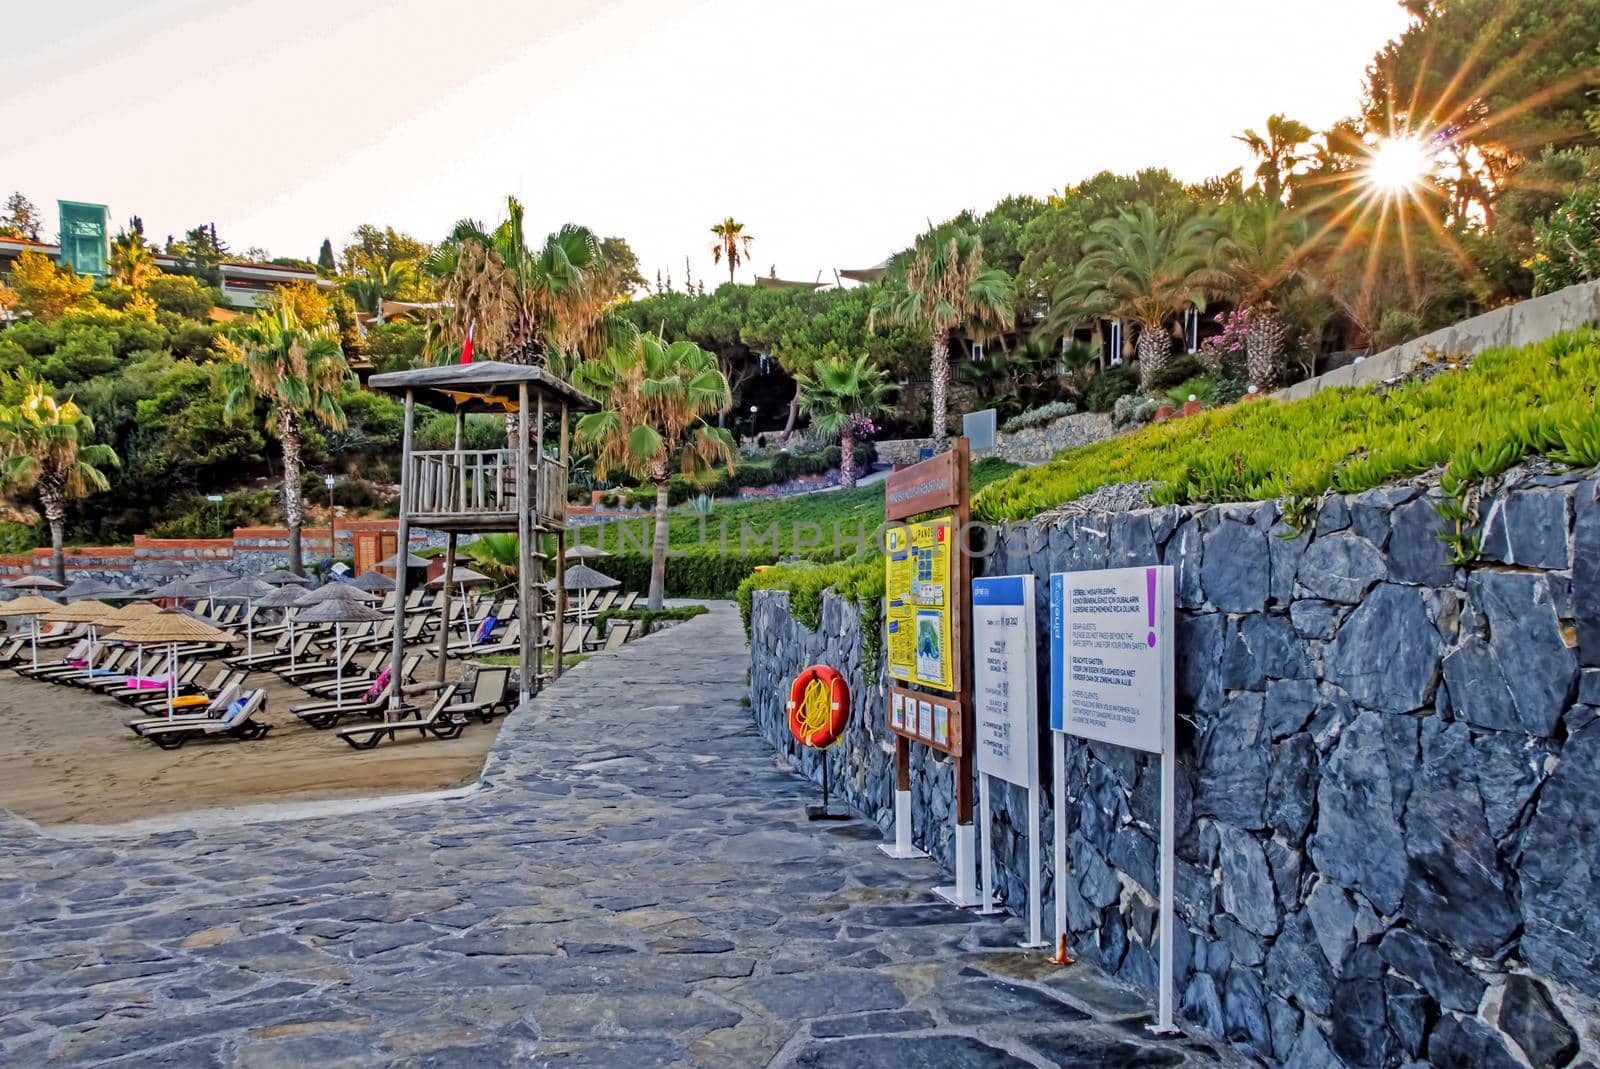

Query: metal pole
(1027, 780), (1044, 947)
(554, 400), (568, 677)
(1051, 732), (1072, 963)
(979, 773), (995, 913)
(437, 533), (457, 685)
(1157, 747), (1177, 1032)
(388, 390), (415, 713)
(516, 382), (533, 706)
(334, 622), (344, 712)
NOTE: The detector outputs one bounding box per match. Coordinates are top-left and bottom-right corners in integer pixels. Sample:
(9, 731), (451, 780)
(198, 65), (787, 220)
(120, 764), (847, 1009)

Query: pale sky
(6, 0), (1412, 286)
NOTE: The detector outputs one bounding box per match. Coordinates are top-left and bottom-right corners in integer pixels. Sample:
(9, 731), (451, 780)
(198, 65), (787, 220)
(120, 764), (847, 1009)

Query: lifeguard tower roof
(367, 361), (598, 414)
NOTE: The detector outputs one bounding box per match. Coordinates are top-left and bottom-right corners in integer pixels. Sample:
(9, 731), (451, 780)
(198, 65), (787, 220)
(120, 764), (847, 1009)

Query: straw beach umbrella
(105, 610), (238, 718)
(212, 577), (274, 660)
(299, 581), (382, 605)
(0, 593), (68, 669)
(4, 574), (64, 595)
(292, 598), (388, 711)
(99, 601), (163, 677)
(261, 568), (316, 587)
(60, 578), (124, 600)
(565, 543), (612, 560)
(41, 600), (115, 675)
(560, 563), (620, 635)
(377, 551), (429, 572)
(256, 584), (308, 670)
(140, 560), (187, 579)
(428, 566), (491, 640)
(348, 571), (396, 592)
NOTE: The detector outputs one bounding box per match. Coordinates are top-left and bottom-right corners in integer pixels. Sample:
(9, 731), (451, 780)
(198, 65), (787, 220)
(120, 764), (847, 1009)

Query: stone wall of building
(876, 410), (1118, 470)
(749, 468), (1600, 1066)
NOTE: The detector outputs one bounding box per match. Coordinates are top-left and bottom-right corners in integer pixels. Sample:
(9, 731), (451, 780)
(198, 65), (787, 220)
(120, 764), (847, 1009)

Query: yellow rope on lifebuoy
(797, 676), (834, 739)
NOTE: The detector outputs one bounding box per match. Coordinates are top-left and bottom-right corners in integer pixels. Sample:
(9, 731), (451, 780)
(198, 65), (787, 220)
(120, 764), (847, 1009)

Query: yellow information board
(885, 515), (955, 692)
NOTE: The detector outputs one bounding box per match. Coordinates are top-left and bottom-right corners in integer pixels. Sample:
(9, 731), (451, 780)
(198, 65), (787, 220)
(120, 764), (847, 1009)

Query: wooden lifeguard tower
(367, 361), (597, 707)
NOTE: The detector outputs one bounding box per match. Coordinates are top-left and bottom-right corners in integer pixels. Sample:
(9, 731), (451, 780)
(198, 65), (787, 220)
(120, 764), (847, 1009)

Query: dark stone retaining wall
(749, 467), (1600, 1067)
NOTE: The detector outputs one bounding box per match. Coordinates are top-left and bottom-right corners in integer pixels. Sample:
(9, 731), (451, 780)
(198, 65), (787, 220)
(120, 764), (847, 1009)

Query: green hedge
(589, 442), (876, 508)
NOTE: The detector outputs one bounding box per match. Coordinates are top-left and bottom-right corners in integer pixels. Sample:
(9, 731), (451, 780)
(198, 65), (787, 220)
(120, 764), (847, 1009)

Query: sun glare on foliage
(1363, 135), (1437, 197)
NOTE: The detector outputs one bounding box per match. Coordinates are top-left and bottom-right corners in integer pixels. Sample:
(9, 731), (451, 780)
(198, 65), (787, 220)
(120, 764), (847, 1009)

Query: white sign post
(1050, 566), (1178, 1033)
(972, 575), (1046, 947)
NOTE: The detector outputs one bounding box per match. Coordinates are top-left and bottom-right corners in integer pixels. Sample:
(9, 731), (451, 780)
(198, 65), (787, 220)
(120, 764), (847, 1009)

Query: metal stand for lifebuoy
(806, 746), (851, 821)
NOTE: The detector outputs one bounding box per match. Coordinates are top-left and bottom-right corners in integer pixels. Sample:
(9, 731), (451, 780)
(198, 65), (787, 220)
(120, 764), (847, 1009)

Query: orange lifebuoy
(787, 665), (850, 749)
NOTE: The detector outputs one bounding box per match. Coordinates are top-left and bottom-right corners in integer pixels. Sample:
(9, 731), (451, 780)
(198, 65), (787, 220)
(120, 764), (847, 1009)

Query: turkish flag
(460, 320), (475, 365)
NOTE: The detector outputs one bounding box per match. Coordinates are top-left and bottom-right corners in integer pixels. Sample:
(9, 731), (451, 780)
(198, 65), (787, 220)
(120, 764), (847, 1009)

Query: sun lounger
(337, 683), (469, 749)
(105, 662), (207, 701)
(133, 667), (246, 712)
(601, 622), (633, 651)
(451, 619), (522, 659)
(227, 633), (312, 670)
(273, 645), (357, 684)
(290, 681), (394, 730)
(301, 653), (422, 698)
(561, 624), (591, 658)
(58, 649), (140, 686)
(136, 690), (269, 749)
(127, 683), (243, 732)
(442, 666), (512, 724)
(15, 640), (94, 679)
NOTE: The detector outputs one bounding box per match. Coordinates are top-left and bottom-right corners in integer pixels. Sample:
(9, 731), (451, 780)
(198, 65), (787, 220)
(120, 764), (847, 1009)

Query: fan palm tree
(709, 218), (753, 284)
(0, 379), (119, 584)
(796, 355), (895, 489)
(573, 335), (735, 610)
(1072, 207), (1230, 388)
(423, 196), (634, 367)
(459, 532), (520, 592)
(217, 305), (351, 575)
(1223, 196), (1311, 389)
(1234, 114), (1315, 201)
(873, 225), (1013, 443)
(344, 258), (420, 317)
(108, 226), (157, 293)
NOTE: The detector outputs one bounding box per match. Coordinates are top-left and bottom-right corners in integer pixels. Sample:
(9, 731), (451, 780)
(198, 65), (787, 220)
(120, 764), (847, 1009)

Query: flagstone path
(0, 603), (1246, 1068)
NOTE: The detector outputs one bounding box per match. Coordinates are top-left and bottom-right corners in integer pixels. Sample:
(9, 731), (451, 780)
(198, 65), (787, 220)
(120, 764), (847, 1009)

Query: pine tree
(317, 238), (336, 275)
(0, 193), (42, 241)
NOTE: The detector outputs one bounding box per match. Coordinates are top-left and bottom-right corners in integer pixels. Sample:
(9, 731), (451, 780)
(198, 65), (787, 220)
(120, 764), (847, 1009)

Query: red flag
(460, 320), (475, 365)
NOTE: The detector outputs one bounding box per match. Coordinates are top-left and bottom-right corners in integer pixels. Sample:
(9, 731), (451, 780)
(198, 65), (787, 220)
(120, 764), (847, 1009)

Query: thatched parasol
(255, 585), (308, 669)
(106, 610), (239, 718)
(4, 574), (63, 593)
(299, 581), (382, 605)
(1, 593), (69, 669)
(148, 577), (209, 601)
(293, 598), (388, 711)
(565, 543), (612, 560)
(60, 578), (124, 600)
(377, 551), (430, 571)
(186, 564), (236, 584)
(427, 566), (491, 589)
(139, 560), (188, 579)
(43, 600), (116, 673)
(212, 577), (275, 659)
(261, 568), (316, 587)
(560, 563), (620, 633)
(348, 571), (396, 593)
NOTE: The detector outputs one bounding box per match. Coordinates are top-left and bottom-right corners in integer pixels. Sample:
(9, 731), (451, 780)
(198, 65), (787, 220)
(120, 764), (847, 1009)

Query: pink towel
(363, 667), (391, 704)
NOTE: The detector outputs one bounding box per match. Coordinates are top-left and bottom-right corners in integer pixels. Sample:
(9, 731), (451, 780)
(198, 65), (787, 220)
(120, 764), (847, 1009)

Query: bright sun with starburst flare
(1363, 135), (1436, 197)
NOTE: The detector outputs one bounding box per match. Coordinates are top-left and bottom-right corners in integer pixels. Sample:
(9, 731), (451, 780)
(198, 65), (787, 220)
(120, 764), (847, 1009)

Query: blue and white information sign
(1048, 565), (1179, 1032)
(972, 575), (1037, 788)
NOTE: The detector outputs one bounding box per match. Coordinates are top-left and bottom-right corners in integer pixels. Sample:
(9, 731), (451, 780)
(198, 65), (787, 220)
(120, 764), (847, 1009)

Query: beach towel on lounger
(362, 667), (391, 704)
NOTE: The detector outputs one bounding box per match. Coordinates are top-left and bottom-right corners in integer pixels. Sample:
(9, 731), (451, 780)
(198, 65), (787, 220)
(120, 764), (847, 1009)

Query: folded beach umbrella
(292, 598), (388, 711)
(0, 593), (70, 670)
(105, 610), (239, 718)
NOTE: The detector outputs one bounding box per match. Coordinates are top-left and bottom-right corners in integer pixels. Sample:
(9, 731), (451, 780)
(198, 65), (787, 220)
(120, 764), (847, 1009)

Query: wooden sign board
(885, 448), (962, 522)
(888, 684), (963, 756)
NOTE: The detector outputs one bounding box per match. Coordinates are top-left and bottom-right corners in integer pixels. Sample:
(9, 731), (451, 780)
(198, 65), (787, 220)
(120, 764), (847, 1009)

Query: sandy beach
(0, 656), (504, 827)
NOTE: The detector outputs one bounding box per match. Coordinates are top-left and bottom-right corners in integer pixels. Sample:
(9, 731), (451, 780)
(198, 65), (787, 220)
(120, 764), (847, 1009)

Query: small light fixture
(1187, 394), (1197, 403)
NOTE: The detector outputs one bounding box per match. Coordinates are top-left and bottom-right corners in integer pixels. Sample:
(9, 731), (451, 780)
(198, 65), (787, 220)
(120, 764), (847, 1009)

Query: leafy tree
(0, 279), (15, 320)
(146, 273), (216, 320)
(168, 224), (227, 287)
(709, 218), (754, 284)
(7, 250), (94, 324)
(1234, 114), (1315, 200)
(217, 305), (351, 574)
(1529, 188), (1600, 292)
(874, 225), (1014, 441)
(424, 196), (632, 367)
(1019, 169), (1195, 295)
(341, 224), (430, 276)
(1071, 207), (1229, 388)
(344, 258), (419, 316)
(1364, 0), (1600, 226)
(598, 236), (646, 296)
(1222, 196), (1311, 388)
(0, 378), (119, 583)
(266, 280), (333, 328)
(109, 223), (157, 295)
(574, 334), (735, 609)
(0, 193), (43, 241)
(317, 238), (337, 275)
(795, 355), (894, 488)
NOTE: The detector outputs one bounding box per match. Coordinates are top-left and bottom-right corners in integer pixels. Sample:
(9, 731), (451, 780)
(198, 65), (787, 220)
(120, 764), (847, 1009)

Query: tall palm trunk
(1136, 324), (1173, 390)
(38, 471), (66, 585)
(648, 475), (670, 611)
(839, 426), (857, 489)
(930, 326), (951, 444)
(279, 405), (306, 575)
(781, 384), (801, 441)
(1245, 305), (1288, 391)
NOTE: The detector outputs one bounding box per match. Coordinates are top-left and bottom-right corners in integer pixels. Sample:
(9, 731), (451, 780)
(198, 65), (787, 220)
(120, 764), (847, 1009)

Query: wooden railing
(405, 450), (568, 526)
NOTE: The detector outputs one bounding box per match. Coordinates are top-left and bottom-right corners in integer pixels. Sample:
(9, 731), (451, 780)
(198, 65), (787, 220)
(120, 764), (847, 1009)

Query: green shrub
(1164, 376), (1216, 408)
(1002, 401), (1078, 433)
(974, 327), (1600, 562)
(1374, 309), (1426, 351)
(1146, 354), (1208, 392)
(0, 520), (43, 553)
(146, 273), (218, 319)
(1085, 366), (1139, 412)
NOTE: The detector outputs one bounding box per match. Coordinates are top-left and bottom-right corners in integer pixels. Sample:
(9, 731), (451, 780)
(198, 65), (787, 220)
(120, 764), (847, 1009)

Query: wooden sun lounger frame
(337, 682), (468, 749)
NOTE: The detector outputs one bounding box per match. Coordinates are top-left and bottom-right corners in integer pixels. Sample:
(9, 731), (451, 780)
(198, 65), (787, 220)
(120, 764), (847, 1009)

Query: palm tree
(796, 355), (895, 489)
(344, 258), (419, 318)
(424, 197), (632, 367)
(108, 226), (157, 294)
(574, 335), (735, 610)
(1072, 207), (1230, 389)
(1223, 196), (1311, 389)
(0, 380), (119, 584)
(709, 218), (753, 284)
(873, 225), (1013, 443)
(217, 305), (351, 575)
(1234, 114), (1315, 201)
(459, 532), (520, 592)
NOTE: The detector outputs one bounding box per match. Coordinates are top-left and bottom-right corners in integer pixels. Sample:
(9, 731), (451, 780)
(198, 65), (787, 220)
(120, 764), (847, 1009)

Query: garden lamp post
(325, 475), (337, 571)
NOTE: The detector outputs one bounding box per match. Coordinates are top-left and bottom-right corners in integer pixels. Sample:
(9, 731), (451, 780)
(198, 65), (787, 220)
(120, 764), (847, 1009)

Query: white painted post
(1051, 731), (1069, 961)
(1023, 779), (1046, 948)
(952, 821), (977, 905)
(978, 773), (999, 915)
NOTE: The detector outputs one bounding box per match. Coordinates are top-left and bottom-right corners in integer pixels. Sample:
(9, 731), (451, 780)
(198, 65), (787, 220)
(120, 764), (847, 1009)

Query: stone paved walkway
(0, 604), (1247, 1068)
